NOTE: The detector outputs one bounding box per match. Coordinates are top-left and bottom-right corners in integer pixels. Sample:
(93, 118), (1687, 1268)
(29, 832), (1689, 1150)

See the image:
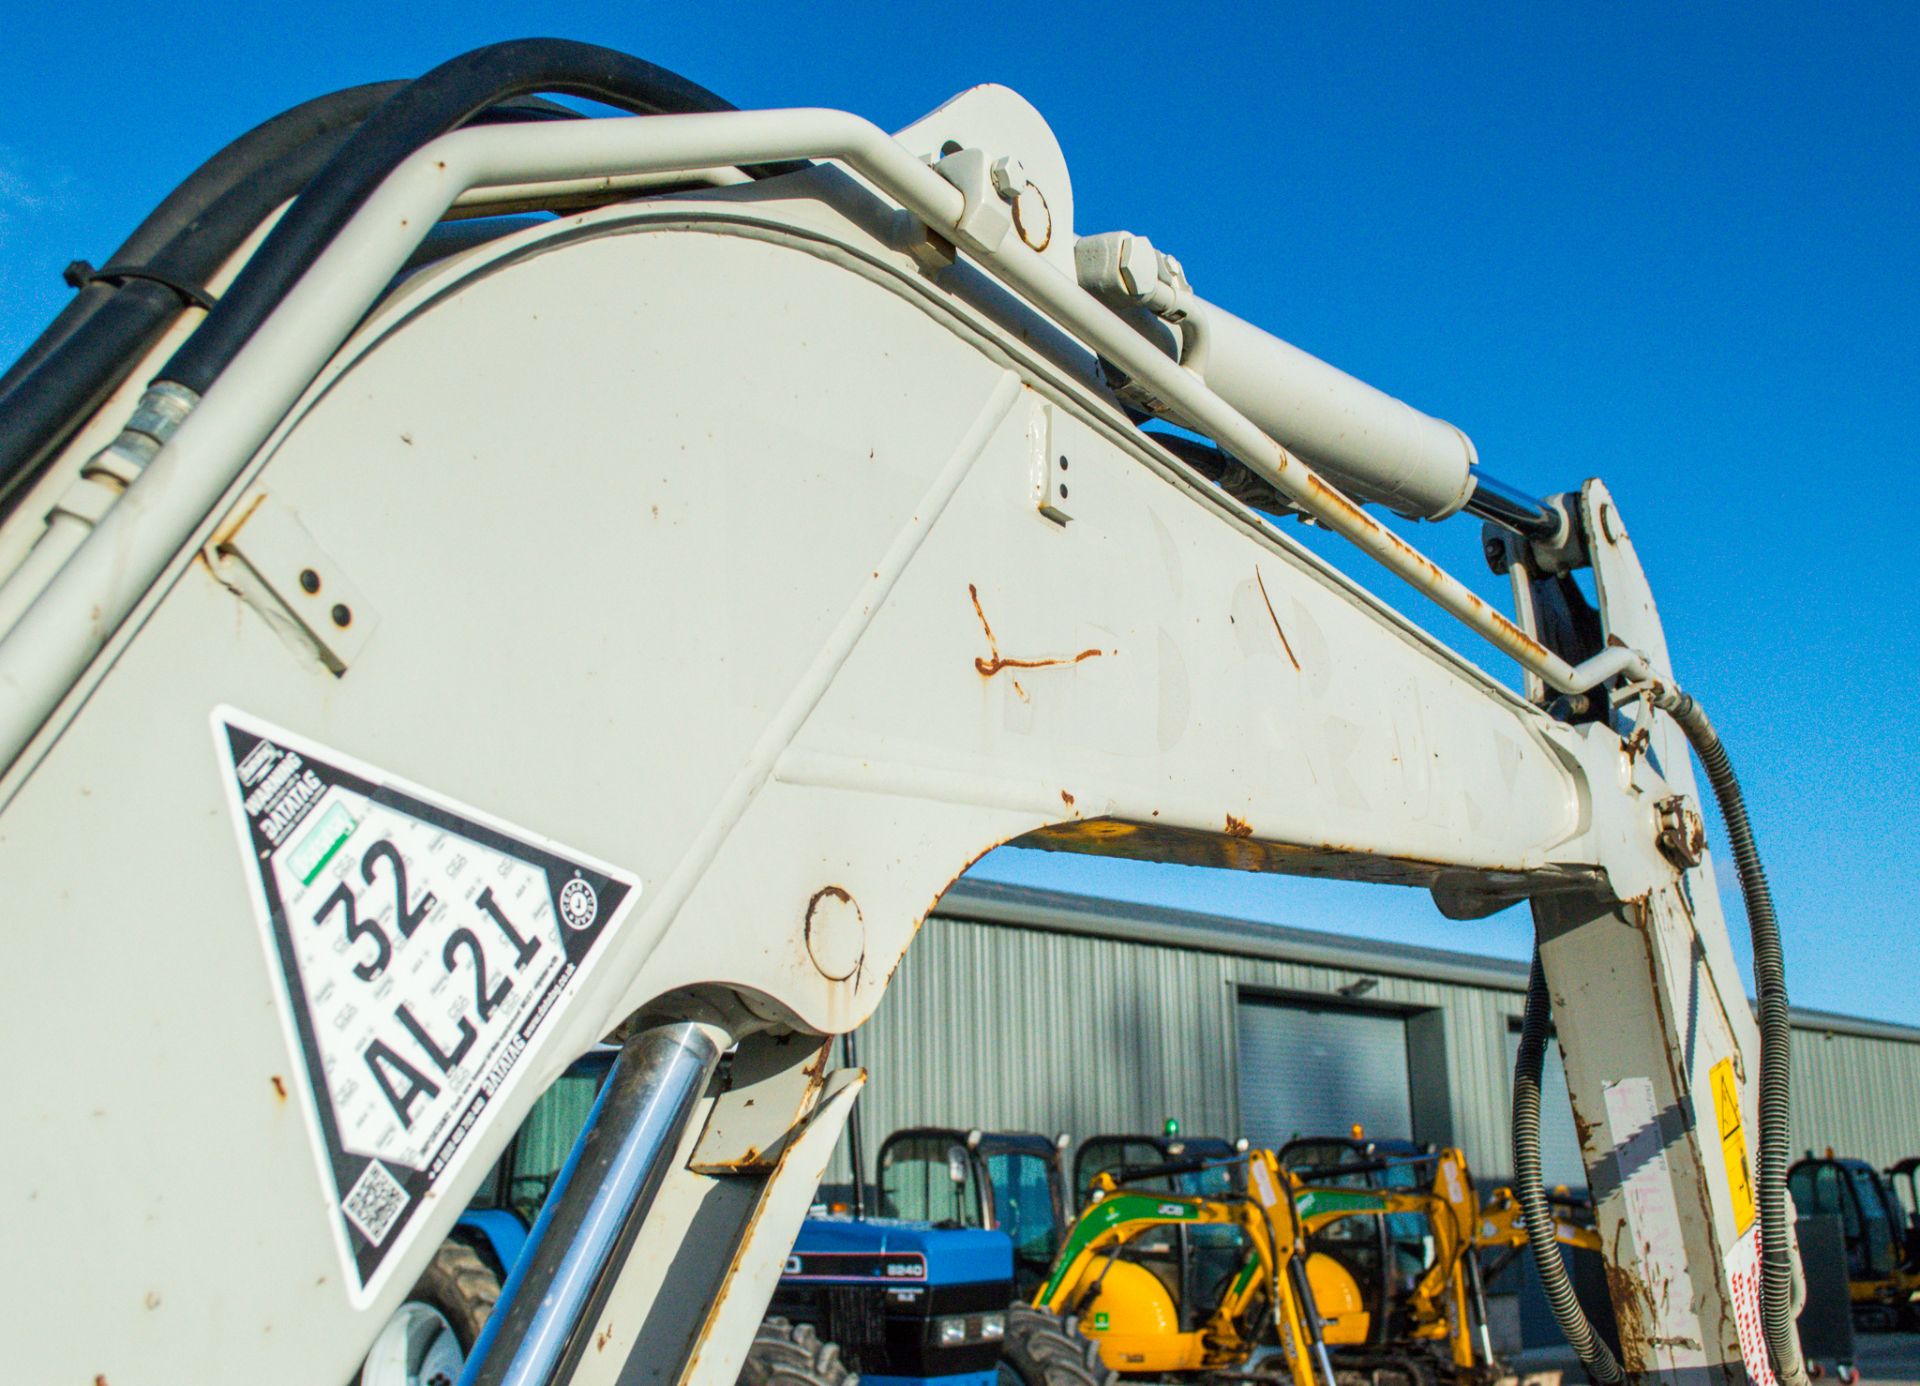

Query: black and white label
(212, 706), (640, 1304)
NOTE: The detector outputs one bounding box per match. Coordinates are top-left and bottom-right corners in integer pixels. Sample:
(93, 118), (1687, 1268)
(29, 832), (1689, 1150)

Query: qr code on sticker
(342, 1160), (409, 1247)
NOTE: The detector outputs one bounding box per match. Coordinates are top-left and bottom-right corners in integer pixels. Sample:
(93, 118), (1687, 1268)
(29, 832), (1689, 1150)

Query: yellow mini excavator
(1034, 1145), (1599, 1386)
(1032, 1147), (1349, 1386)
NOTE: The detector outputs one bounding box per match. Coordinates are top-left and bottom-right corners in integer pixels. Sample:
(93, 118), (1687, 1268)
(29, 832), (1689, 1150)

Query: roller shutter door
(1237, 997), (1412, 1146)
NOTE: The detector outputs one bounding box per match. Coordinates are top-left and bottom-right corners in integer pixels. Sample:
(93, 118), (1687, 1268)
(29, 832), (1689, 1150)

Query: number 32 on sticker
(312, 839), (547, 1131)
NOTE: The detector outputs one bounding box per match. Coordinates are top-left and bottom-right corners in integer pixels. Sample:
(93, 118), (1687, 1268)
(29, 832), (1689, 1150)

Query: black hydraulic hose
(0, 93), (583, 512)
(159, 38), (803, 398)
(0, 81), (405, 399)
(1658, 688), (1806, 1386)
(1513, 954), (1624, 1385)
(0, 277), (184, 512)
(0, 82), (402, 505)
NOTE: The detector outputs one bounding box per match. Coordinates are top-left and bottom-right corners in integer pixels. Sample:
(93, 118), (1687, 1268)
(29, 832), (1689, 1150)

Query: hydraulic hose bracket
(67, 261), (219, 312)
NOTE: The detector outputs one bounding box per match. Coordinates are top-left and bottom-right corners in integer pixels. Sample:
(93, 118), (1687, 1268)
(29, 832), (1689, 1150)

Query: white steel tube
(0, 511), (92, 634)
(0, 105), (1650, 782)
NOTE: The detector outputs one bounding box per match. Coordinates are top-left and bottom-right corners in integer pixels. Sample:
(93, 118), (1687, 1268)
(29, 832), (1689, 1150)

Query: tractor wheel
(737, 1316), (858, 1386)
(998, 1304), (1114, 1386)
(359, 1239), (501, 1386)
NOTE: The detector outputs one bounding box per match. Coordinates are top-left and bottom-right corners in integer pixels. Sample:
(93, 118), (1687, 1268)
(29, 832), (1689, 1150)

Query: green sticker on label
(289, 801), (357, 885)
(1092, 1312), (1109, 1331)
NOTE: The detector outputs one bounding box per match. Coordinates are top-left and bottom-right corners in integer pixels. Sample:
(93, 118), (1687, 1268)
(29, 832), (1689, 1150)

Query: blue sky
(2, 4), (1914, 1021)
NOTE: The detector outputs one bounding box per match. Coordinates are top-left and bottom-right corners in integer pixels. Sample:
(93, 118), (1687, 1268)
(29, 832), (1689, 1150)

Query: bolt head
(990, 154), (1028, 201)
(1118, 233), (1159, 299)
(1655, 794), (1707, 869)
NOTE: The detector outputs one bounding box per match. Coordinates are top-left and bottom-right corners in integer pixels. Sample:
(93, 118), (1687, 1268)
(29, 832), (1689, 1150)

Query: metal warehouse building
(839, 878), (1920, 1184)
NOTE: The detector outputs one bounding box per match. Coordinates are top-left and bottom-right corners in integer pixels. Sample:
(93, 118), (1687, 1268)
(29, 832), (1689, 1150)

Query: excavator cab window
(1374, 1158), (1439, 1290)
(1095, 1222), (1255, 1334)
(464, 1052), (612, 1229)
(1113, 1225), (1187, 1322)
(1790, 1162), (1840, 1222)
(1075, 1135), (1241, 1204)
(1188, 1223), (1257, 1327)
(1282, 1141), (1371, 1182)
(1077, 1138), (1166, 1198)
(1280, 1137), (1436, 1341)
(988, 1150), (1064, 1290)
(878, 1135), (986, 1229)
(1300, 1146), (1432, 1262)
(1887, 1160), (1920, 1267)
(1791, 1159), (1897, 1280)
(1846, 1165), (1899, 1277)
(1179, 1163), (1239, 1199)
(503, 1068), (604, 1226)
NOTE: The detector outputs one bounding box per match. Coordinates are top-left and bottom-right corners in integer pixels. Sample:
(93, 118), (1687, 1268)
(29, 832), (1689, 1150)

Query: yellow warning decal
(1710, 1056), (1757, 1234)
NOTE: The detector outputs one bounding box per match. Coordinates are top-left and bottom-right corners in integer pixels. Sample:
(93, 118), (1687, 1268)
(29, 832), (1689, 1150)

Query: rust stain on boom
(1253, 566), (1300, 671)
(968, 584), (1105, 677)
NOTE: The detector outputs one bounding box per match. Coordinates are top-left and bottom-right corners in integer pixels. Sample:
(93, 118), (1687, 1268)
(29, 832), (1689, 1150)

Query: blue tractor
(769, 1217), (1013, 1386)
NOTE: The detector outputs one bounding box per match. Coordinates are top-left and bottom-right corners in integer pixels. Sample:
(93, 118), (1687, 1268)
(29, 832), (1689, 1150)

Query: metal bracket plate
(209, 492), (378, 674)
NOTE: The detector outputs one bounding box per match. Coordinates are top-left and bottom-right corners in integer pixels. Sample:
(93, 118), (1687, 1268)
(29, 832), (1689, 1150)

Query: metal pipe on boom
(842, 1030), (866, 1220)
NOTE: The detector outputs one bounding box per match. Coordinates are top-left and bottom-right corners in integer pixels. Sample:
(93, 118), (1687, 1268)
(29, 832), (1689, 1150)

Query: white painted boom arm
(0, 81), (1787, 1386)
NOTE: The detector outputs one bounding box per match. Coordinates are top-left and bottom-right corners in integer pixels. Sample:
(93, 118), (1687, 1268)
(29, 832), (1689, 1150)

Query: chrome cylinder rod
(466, 1021), (722, 1386)
(1463, 467), (1565, 543)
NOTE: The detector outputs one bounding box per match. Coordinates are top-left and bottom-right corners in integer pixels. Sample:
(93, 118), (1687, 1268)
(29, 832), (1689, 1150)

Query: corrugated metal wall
(1790, 1023), (1920, 1167)
(834, 915), (1528, 1183)
(831, 911), (1920, 1185)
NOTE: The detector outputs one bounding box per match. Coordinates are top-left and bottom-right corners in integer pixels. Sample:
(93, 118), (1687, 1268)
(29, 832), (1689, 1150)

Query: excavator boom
(0, 45), (1793, 1386)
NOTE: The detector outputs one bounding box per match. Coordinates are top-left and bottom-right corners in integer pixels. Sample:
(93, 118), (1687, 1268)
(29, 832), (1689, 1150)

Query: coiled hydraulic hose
(1514, 686), (1806, 1386)
(1513, 954), (1624, 1384)
(1661, 689), (1805, 1386)
(157, 38), (803, 399)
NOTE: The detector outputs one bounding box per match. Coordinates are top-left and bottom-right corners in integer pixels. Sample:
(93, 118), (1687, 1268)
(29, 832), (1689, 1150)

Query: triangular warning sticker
(211, 706), (640, 1304)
